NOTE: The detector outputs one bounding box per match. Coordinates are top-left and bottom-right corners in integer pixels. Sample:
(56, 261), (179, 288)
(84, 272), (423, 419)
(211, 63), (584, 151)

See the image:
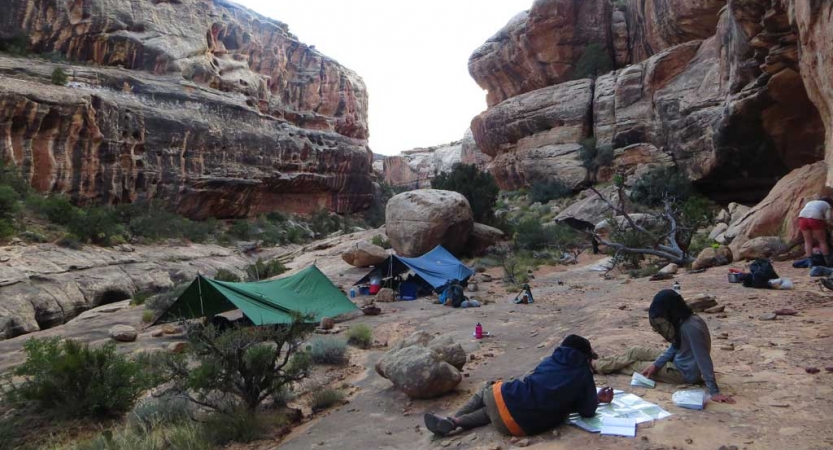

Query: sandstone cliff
(0, 0), (372, 217)
(469, 0), (830, 203)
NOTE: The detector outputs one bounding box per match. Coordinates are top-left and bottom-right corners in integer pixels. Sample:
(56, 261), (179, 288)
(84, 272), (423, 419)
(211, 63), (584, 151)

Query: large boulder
(728, 162), (833, 255)
(467, 223), (506, 255)
(692, 246), (733, 270)
(385, 190), (473, 257)
(375, 331), (465, 399)
(341, 241), (388, 268)
(737, 237), (787, 261)
(555, 185), (624, 230)
(109, 325), (138, 342)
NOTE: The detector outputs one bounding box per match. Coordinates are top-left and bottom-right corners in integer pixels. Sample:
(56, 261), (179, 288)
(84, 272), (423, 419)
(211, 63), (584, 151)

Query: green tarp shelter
(153, 265), (358, 325)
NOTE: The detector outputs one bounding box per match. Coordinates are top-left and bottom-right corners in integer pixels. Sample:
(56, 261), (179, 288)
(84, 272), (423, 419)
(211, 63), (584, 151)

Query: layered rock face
(0, 0), (372, 217)
(382, 141), (462, 190)
(470, 0), (827, 202)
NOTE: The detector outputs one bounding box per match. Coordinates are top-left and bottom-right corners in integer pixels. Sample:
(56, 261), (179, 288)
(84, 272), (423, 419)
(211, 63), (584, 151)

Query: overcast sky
(234, 0), (531, 155)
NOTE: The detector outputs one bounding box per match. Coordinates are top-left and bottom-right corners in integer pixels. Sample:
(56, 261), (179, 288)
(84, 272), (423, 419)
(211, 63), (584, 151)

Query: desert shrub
(514, 219), (581, 253)
(608, 225), (656, 268)
(162, 321), (313, 414)
(19, 230), (48, 243)
(0, 184), (19, 239)
(129, 395), (191, 432)
(629, 166), (694, 207)
(213, 268), (241, 282)
(265, 211), (288, 223)
(686, 231), (712, 259)
(116, 203), (215, 243)
(579, 137), (614, 181)
(59, 422), (211, 450)
(0, 34), (28, 55)
(310, 337), (348, 365)
(310, 388), (344, 412)
(56, 234), (83, 249)
(26, 194), (75, 225)
(51, 67), (68, 86)
(346, 324), (373, 349)
(431, 163), (500, 224)
(573, 43), (613, 79)
(145, 283), (189, 314)
(0, 160), (30, 197)
(201, 407), (270, 445)
(308, 209), (341, 237)
(529, 179), (573, 204)
(488, 244), (527, 286)
(67, 206), (123, 245)
(627, 264), (660, 279)
(141, 310), (154, 324)
(0, 417), (21, 450)
(245, 257), (287, 281)
(371, 234), (391, 249)
(7, 338), (150, 418)
(229, 220), (255, 241)
(131, 290), (151, 306)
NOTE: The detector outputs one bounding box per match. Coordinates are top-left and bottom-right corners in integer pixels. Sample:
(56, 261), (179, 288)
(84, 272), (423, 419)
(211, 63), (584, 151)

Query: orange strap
(492, 381), (526, 436)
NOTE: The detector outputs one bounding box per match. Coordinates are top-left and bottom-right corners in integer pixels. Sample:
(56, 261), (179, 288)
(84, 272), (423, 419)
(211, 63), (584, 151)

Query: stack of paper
(672, 389), (705, 410)
(630, 372), (656, 388)
(567, 391), (672, 434)
(600, 417), (636, 437)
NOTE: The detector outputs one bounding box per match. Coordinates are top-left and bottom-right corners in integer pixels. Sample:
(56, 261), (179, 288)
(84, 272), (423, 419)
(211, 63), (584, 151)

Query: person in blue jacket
(424, 335), (613, 437)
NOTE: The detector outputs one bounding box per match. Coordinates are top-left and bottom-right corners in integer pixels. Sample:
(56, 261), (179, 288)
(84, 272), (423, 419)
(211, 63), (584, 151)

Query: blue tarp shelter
(354, 245), (475, 291)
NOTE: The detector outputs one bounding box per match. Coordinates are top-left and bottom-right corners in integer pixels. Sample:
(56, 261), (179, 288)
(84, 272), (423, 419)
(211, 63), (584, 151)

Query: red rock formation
(625, 0), (725, 63)
(468, 0), (613, 107)
(0, 0), (371, 217)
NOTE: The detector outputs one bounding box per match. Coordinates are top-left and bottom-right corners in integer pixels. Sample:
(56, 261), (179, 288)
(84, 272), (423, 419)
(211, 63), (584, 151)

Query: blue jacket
(500, 346), (599, 435)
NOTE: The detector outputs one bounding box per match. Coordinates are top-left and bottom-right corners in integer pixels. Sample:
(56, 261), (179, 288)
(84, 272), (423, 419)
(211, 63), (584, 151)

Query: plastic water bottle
(350, 288), (356, 299)
(475, 323), (483, 340)
(673, 281), (681, 292)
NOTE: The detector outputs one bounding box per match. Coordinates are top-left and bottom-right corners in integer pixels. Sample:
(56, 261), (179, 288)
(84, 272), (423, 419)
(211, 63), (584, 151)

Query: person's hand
(598, 387), (614, 403)
(710, 394), (736, 404)
(641, 364), (658, 379)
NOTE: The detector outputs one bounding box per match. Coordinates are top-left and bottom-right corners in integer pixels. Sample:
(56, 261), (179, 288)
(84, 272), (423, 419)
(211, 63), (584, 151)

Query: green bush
(432, 163), (500, 224)
(145, 283), (189, 314)
(346, 324), (373, 349)
(141, 310), (154, 324)
(573, 43), (613, 79)
(19, 230), (48, 243)
(578, 137), (614, 181)
(26, 194), (76, 225)
(229, 220), (255, 240)
(131, 291), (151, 306)
(51, 67), (68, 86)
(129, 395), (191, 432)
(266, 211), (288, 223)
(0, 34), (28, 56)
(56, 234), (83, 249)
(629, 166), (694, 207)
(0, 417), (20, 450)
(0, 185), (20, 221)
(310, 337), (348, 365)
(68, 206), (123, 245)
(308, 209), (341, 237)
(371, 234), (391, 249)
(202, 408), (267, 445)
(59, 422), (211, 450)
(7, 338), (150, 418)
(245, 257), (287, 281)
(310, 388), (344, 412)
(164, 321), (313, 414)
(0, 160), (30, 196)
(529, 179), (573, 204)
(214, 268), (241, 282)
(115, 203), (216, 243)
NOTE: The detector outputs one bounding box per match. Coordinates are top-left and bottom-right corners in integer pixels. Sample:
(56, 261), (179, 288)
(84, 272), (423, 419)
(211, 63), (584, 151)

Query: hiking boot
(424, 413), (456, 437)
(825, 254), (833, 267)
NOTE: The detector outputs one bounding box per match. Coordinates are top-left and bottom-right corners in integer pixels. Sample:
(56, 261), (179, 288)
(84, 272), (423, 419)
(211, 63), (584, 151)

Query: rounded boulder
(341, 241), (388, 267)
(385, 190), (473, 257)
(109, 325), (138, 342)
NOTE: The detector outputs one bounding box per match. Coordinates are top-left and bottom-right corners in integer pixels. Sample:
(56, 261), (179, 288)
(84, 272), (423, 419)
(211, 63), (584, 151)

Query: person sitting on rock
(593, 289), (735, 404)
(798, 197), (833, 266)
(423, 335), (612, 437)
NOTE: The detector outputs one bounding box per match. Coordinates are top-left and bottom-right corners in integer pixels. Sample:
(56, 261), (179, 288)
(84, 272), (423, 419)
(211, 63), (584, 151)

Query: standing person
(423, 335), (613, 437)
(798, 197), (833, 266)
(594, 290), (735, 404)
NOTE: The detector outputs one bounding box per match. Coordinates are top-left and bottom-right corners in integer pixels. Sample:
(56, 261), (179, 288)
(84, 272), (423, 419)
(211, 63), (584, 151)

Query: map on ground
(567, 390), (672, 433)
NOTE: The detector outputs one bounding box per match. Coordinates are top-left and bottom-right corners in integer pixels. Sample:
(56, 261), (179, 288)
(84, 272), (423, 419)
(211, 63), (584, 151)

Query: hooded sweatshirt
(498, 346), (598, 435)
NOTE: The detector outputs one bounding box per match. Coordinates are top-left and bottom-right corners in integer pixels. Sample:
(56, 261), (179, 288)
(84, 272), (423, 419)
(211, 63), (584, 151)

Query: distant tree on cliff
(51, 68), (68, 86)
(432, 163), (499, 224)
(573, 43), (613, 79)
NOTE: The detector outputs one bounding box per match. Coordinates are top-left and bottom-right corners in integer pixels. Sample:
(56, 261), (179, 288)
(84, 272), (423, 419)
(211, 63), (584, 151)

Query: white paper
(630, 372), (656, 388)
(568, 391), (671, 433)
(600, 417), (636, 437)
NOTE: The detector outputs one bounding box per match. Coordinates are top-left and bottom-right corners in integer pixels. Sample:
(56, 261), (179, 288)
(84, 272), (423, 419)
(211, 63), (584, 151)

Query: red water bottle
(475, 322), (483, 340)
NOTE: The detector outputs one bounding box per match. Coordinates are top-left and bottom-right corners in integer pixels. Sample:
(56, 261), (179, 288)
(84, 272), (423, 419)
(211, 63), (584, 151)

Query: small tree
(164, 320), (313, 414)
(573, 43), (613, 79)
(578, 137), (614, 183)
(432, 163), (500, 224)
(51, 67), (68, 86)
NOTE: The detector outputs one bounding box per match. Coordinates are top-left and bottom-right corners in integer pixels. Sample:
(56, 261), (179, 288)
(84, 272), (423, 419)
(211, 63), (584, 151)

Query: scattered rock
(341, 241), (388, 267)
(720, 344), (735, 351)
(759, 313), (777, 321)
(686, 294), (718, 312)
(649, 273), (675, 281)
(737, 236), (786, 261)
(709, 223), (729, 240)
(467, 283), (478, 293)
(168, 341), (189, 354)
(362, 305), (381, 316)
(109, 325), (138, 342)
(151, 329), (164, 338)
(806, 367), (820, 374)
(825, 366), (833, 373)
(376, 288), (396, 303)
(705, 305), (726, 314)
(162, 324), (183, 335)
(685, 438), (694, 445)
(320, 317), (335, 330)
(659, 263), (679, 275)
(515, 438), (530, 447)
(717, 332), (729, 340)
(774, 308), (798, 316)
(480, 274), (493, 283)
(692, 246), (733, 270)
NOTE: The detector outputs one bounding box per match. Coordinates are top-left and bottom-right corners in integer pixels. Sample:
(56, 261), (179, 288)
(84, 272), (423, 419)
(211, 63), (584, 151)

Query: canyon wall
(0, 0), (372, 218)
(469, 0), (829, 203)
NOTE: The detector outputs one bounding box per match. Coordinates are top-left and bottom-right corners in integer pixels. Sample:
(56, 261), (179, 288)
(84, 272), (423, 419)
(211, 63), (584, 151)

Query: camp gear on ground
(399, 281), (419, 300)
(448, 280), (466, 308)
(821, 277), (833, 291)
(648, 290), (693, 348)
(672, 281), (680, 292)
(354, 245), (474, 293)
(810, 266), (833, 277)
(359, 286), (370, 295)
(153, 265), (358, 325)
(793, 258), (811, 269)
(369, 275), (382, 295)
(350, 288), (356, 298)
(498, 346), (599, 436)
(768, 278), (793, 289)
(461, 299), (481, 308)
(727, 272), (743, 283)
(513, 284), (534, 304)
(741, 259), (778, 288)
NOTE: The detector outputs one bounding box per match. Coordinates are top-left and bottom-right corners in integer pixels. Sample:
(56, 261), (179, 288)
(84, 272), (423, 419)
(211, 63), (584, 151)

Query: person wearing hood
(423, 335), (613, 437)
(594, 289), (735, 403)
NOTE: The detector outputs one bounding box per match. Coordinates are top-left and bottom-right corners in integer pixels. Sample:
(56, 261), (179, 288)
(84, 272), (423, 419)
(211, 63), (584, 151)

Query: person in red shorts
(798, 197), (833, 266)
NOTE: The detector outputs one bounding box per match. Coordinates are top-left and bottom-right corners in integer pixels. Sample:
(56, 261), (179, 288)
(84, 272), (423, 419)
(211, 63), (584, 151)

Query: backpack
(742, 259), (778, 288)
(448, 282), (466, 308)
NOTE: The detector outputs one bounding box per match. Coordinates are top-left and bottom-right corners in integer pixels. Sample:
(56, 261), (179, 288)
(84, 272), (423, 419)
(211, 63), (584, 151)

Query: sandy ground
(2, 249), (833, 450)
